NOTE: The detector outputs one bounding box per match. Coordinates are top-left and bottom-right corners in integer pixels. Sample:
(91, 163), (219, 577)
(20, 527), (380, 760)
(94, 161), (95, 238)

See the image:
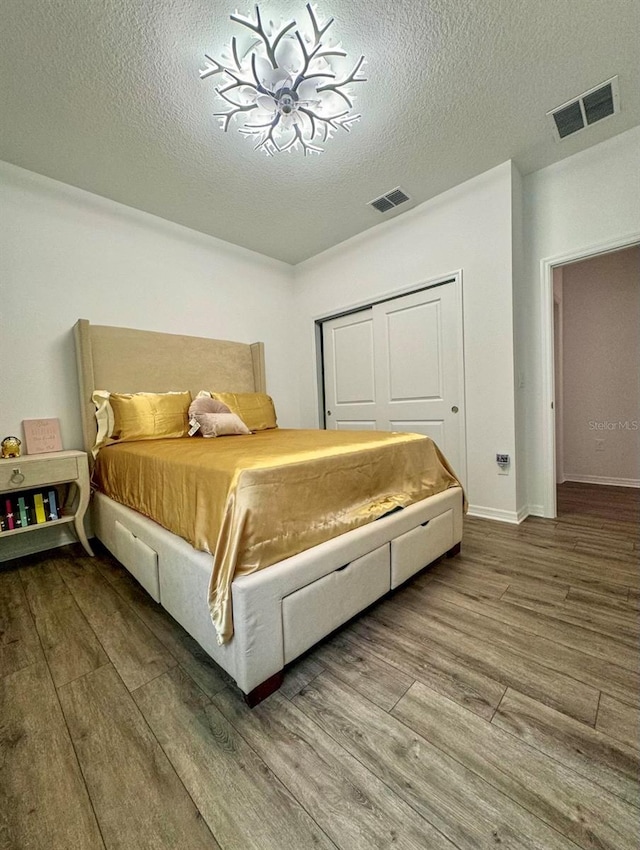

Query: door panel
(373, 285), (463, 478)
(334, 319), (375, 403)
(336, 420), (377, 430)
(385, 301), (443, 401)
(389, 420), (445, 445)
(323, 310), (377, 429)
(321, 281), (465, 482)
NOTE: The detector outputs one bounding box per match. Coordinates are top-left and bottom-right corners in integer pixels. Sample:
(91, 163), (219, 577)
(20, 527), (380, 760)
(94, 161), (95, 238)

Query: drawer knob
(10, 468), (25, 486)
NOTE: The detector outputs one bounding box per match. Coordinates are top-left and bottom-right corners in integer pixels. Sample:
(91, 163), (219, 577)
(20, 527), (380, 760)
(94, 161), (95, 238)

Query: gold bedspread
(93, 429), (462, 643)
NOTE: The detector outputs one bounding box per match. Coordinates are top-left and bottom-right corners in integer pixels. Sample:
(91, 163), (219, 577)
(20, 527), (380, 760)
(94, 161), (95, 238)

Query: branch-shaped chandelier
(200, 4), (367, 156)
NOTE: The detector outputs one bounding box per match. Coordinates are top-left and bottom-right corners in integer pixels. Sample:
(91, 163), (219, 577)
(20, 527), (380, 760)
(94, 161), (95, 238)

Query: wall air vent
(369, 187), (411, 214)
(547, 76), (619, 142)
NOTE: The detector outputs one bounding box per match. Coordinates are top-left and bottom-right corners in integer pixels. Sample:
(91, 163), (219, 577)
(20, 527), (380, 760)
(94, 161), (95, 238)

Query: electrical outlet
(496, 453), (510, 475)
(595, 439), (605, 453)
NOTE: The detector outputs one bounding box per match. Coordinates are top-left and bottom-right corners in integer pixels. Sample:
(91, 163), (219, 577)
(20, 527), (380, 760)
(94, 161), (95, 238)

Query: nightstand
(0, 449), (94, 556)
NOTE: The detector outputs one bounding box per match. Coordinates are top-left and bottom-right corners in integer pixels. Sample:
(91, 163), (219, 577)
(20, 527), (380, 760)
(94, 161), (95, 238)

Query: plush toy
(1, 436), (22, 458)
(188, 397), (251, 437)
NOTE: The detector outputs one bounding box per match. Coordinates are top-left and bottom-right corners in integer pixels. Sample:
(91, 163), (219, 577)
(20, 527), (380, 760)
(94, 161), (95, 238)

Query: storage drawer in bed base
(112, 520), (161, 602)
(282, 543), (390, 664)
(390, 508), (455, 588)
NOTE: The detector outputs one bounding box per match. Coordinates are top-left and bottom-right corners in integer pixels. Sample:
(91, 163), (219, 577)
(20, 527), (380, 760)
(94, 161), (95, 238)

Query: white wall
(521, 126), (640, 513)
(294, 162), (520, 520)
(561, 247), (639, 485)
(0, 162), (298, 455)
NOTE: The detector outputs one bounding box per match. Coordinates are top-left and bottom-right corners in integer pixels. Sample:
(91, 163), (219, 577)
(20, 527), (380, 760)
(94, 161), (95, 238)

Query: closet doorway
(320, 279), (466, 484)
(552, 244), (640, 521)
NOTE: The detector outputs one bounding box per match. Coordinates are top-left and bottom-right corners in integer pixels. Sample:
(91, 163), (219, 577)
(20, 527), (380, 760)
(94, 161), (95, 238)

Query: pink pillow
(189, 397), (231, 415)
(193, 412), (251, 437)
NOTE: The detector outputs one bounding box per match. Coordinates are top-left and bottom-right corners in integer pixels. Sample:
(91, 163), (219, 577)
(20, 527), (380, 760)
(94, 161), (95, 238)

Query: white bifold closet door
(322, 282), (465, 479)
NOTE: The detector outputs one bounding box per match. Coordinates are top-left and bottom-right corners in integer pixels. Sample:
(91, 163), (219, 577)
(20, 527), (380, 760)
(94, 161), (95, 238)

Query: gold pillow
(210, 392), (277, 431)
(91, 390), (191, 453)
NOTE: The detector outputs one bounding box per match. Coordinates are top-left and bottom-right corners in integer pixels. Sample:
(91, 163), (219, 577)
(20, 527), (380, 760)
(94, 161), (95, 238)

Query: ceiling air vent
(547, 77), (619, 141)
(369, 187), (411, 214)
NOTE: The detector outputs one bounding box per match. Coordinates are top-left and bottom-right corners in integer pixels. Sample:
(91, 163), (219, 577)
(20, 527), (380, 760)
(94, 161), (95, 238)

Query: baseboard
(563, 474), (640, 489)
(466, 505), (521, 524)
(527, 504), (546, 517)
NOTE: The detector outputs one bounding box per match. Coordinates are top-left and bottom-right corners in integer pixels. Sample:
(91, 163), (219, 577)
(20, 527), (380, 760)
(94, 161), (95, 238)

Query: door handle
(326, 410), (332, 416)
(451, 406), (459, 414)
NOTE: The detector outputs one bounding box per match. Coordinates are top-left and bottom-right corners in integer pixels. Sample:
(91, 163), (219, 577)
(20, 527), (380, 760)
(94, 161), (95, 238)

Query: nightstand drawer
(0, 456), (78, 490)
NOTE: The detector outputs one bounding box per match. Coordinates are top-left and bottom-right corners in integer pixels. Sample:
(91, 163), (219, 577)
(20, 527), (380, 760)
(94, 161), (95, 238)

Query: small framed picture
(22, 418), (63, 454)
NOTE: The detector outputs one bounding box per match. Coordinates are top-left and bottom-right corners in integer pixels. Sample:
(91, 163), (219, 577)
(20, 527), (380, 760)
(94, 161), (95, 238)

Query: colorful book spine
(17, 496), (29, 529)
(48, 488), (60, 521)
(4, 498), (15, 530)
(34, 492), (47, 524)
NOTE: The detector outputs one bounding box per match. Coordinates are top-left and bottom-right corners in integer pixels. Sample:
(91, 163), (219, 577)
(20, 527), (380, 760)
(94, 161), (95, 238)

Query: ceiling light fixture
(200, 4), (366, 156)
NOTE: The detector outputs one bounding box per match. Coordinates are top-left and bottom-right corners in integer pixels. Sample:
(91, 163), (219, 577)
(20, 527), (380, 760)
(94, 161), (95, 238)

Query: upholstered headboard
(74, 319), (266, 455)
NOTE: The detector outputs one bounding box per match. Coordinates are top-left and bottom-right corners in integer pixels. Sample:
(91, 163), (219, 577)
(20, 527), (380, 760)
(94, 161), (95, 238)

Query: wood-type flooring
(1, 481), (638, 849)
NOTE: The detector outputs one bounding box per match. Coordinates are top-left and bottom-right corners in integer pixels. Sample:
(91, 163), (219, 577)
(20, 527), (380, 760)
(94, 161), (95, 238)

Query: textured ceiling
(1, 0), (638, 264)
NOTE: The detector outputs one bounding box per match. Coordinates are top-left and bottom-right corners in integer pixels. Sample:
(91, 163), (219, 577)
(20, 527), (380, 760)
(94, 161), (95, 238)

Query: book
(48, 488), (60, 521)
(12, 496), (23, 528)
(17, 496), (29, 529)
(22, 418), (62, 455)
(4, 498), (15, 530)
(34, 492), (47, 524)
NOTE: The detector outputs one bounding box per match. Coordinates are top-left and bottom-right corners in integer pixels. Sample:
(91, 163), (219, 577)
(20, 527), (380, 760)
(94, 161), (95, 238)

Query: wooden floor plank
(312, 632), (414, 711)
(462, 529), (635, 597)
(58, 664), (219, 850)
(422, 556), (572, 603)
(392, 680), (639, 850)
(0, 658), (105, 850)
(492, 688), (640, 808)
(556, 482), (639, 526)
(0, 568), (41, 679)
(428, 582), (639, 671)
(628, 589), (640, 610)
(132, 666), (336, 850)
(279, 655), (326, 700)
(421, 566), (509, 600)
(214, 685), (455, 850)
(20, 559), (108, 687)
(294, 672), (580, 850)
(106, 565), (230, 698)
(565, 586), (640, 621)
(596, 694), (640, 752)
(393, 581), (638, 708)
(345, 613), (506, 720)
(372, 594), (600, 723)
(499, 588), (639, 649)
(56, 557), (177, 691)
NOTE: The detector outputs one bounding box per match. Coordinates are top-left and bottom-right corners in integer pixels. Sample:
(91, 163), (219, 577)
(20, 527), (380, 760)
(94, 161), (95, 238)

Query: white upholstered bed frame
(74, 319), (463, 705)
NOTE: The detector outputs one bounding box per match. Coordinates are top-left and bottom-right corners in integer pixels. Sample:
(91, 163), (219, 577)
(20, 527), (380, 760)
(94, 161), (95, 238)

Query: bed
(74, 319), (464, 705)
